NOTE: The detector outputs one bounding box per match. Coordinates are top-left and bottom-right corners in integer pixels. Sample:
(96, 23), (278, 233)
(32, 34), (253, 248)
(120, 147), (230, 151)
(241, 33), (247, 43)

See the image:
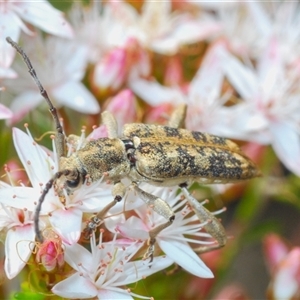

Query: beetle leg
(131, 183), (175, 262)
(84, 182), (126, 237)
(168, 104), (187, 128)
(179, 184), (227, 253)
(101, 111), (118, 138)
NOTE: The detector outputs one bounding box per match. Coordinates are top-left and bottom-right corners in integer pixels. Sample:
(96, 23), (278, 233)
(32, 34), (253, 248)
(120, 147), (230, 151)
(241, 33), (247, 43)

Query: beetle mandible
(6, 37), (260, 261)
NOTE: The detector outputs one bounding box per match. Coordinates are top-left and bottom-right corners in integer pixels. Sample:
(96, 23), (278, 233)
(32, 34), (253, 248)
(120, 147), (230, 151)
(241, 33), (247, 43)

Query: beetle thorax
(72, 138), (131, 182)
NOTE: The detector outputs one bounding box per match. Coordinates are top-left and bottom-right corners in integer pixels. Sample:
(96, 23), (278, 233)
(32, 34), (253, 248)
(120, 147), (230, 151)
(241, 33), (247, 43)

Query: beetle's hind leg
(131, 183), (175, 262)
(179, 183), (227, 253)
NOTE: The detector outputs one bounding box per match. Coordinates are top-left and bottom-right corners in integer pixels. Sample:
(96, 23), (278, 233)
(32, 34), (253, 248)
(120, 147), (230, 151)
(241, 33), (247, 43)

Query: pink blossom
(0, 103), (12, 119)
(35, 228), (64, 272)
(105, 89), (137, 130)
(270, 248), (300, 300)
(263, 234), (289, 275)
(93, 38), (150, 92)
(263, 234), (300, 299)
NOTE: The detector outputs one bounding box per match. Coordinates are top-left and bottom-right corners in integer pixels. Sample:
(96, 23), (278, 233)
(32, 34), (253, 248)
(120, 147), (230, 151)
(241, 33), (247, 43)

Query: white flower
(0, 127), (114, 246)
(221, 38), (300, 175)
(0, 0), (73, 77)
(0, 66), (17, 79)
(116, 184), (214, 278)
(130, 41), (231, 136)
(52, 232), (174, 299)
(103, 0), (221, 56)
(0, 192), (35, 279)
(69, 1), (107, 64)
(215, 3), (261, 58)
(70, 1), (151, 91)
(5, 35), (99, 123)
(71, 1), (221, 91)
(246, 1), (300, 64)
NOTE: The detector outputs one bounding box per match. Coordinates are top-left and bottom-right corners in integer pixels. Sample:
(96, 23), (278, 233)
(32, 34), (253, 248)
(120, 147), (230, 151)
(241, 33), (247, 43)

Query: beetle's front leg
(179, 183), (227, 253)
(131, 183), (175, 262)
(84, 182), (126, 237)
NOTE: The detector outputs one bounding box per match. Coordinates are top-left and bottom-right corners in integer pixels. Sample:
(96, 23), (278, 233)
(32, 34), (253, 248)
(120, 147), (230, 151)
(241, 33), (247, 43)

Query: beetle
(6, 37), (260, 261)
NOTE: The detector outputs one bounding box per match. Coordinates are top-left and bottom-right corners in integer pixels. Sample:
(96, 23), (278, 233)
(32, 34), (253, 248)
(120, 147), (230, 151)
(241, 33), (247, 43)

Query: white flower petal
(257, 39), (283, 99)
(5, 225), (35, 279)
(0, 186), (38, 211)
(0, 12), (20, 68)
(64, 44), (88, 81)
(52, 272), (98, 299)
(52, 81), (100, 114)
(0, 66), (18, 79)
(158, 239), (213, 278)
(271, 121), (300, 176)
(13, 127), (54, 186)
(9, 91), (43, 124)
(130, 78), (184, 106)
(222, 51), (258, 99)
(0, 211), (13, 228)
(49, 208), (82, 245)
(117, 216), (149, 240)
(116, 255), (174, 286)
(15, 1), (74, 38)
(189, 42), (225, 101)
(150, 37), (178, 56)
(74, 185), (112, 213)
(98, 289), (134, 300)
(274, 271), (298, 300)
(152, 20), (221, 55)
(64, 243), (93, 271)
(246, 2), (272, 37)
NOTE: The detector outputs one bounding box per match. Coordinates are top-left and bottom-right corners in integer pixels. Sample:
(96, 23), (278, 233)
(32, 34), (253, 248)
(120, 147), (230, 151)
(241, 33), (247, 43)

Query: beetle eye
(66, 177), (80, 188)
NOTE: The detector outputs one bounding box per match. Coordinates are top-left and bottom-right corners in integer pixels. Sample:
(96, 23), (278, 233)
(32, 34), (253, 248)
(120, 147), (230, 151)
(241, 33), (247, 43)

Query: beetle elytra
(6, 37), (260, 261)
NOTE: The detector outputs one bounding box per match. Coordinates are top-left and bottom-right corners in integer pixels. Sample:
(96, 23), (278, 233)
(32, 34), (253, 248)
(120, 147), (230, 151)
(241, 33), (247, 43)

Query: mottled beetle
(7, 37), (260, 261)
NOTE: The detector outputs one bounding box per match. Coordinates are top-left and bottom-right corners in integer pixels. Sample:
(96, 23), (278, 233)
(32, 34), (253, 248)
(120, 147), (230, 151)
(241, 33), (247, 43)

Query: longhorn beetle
(6, 37), (260, 261)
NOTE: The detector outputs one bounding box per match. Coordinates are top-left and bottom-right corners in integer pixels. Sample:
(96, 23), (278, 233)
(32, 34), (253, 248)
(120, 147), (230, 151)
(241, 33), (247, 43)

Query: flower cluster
(1, 1), (300, 299)
(0, 123), (215, 298)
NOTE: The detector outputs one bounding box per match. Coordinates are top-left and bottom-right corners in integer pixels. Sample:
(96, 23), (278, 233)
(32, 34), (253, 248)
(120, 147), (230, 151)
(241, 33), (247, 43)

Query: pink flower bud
(93, 47), (127, 93)
(268, 248), (300, 300)
(36, 229), (64, 272)
(105, 89), (137, 128)
(263, 234), (289, 275)
(164, 56), (183, 86)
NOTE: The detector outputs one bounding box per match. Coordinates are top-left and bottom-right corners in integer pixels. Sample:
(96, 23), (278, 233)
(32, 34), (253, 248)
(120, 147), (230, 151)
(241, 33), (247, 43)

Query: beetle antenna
(5, 37), (66, 159)
(34, 170), (73, 242)
(35, 172), (60, 243)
